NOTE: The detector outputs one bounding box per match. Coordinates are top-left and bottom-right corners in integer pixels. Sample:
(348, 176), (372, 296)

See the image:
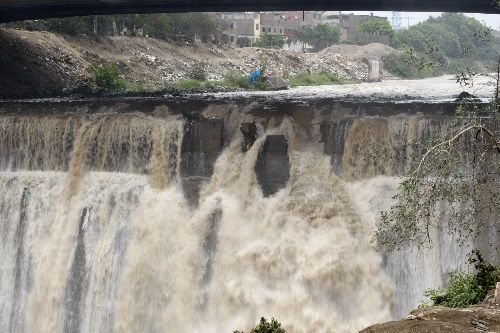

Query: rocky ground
(361, 290), (500, 333)
(0, 28), (398, 98)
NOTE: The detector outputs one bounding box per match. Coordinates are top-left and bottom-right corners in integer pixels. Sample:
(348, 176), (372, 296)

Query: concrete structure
(324, 12), (389, 42)
(214, 12), (260, 45)
(1, 0), (498, 23)
(260, 11), (324, 37)
(367, 60), (380, 82)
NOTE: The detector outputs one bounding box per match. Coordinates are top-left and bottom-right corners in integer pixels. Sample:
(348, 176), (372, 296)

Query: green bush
(94, 61), (127, 91)
(425, 251), (500, 308)
(234, 317), (286, 333)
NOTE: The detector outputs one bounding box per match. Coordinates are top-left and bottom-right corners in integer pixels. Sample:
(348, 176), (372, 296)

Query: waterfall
(0, 110), (395, 333)
(0, 103), (492, 332)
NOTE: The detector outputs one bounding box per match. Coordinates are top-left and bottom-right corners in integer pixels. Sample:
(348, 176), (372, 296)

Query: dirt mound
(321, 43), (397, 61)
(0, 29), (90, 98)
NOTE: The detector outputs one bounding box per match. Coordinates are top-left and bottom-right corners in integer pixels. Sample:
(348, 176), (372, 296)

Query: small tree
(254, 34), (286, 49)
(299, 23), (341, 52)
(357, 18), (394, 38)
(234, 317), (286, 333)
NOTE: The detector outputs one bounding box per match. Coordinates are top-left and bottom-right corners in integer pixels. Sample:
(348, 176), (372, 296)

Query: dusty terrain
(361, 292), (500, 333)
(0, 28), (398, 98)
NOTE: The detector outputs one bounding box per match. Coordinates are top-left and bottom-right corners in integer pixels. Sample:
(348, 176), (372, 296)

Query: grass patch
(289, 70), (355, 87)
(222, 70), (250, 89)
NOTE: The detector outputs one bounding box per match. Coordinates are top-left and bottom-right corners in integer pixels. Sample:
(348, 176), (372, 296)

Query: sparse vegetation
(382, 52), (434, 79)
(234, 317), (286, 333)
(290, 70), (354, 86)
(222, 70), (250, 89)
(2, 13), (224, 43)
(187, 62), (208, 81)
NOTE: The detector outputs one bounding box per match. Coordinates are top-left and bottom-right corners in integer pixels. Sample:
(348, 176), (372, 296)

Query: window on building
(279, 29), (282, 34)
(230, 23), (234, 30)
(256, 24), (259, 31)
(268, 28), (272, 33)
(262, 27), (265, 32)
(230, 36), (234, 42)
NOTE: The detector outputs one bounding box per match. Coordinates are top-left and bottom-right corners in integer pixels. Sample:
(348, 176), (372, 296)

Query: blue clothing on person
(248, 69), (261, 85)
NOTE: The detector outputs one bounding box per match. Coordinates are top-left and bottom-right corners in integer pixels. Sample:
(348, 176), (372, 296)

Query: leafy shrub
(94, 62), (127, 91)
(425, 251), (500, 308)
(188, 62), (208, 81)
(234, 317), (286, 333)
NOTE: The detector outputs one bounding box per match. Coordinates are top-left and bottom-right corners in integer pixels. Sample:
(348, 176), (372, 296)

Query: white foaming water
(347, 176), (473, 318)
(0, 114), (394, 333)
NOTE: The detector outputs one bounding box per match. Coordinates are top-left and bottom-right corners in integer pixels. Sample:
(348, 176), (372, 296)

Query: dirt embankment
(361, 291), (500, 333)
(0, 28), (398, 98)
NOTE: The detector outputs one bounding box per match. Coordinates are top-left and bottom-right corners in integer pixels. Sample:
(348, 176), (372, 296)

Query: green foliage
(357, 18), (394, 38)
(234, 317), (286, 333)
(289, 70), (354, 86)
(254, 34), (286, 49)
(392, 13), (497, 62)
(94, 62), (127, 91)
(426, 271), (485, 307)
(382, 52), (434, 79)
(425, 252), (500, 308)
(299, 23), (341, 52)
(237, 37), (251, 48)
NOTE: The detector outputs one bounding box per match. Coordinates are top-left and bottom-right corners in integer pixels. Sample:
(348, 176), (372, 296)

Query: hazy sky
(348, 11), (500, 30)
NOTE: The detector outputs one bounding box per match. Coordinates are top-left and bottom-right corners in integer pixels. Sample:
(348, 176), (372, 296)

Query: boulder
(267, 75), (288, 90)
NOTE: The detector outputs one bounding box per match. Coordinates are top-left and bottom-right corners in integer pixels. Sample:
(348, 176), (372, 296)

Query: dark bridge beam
(0, 0), (499, 23)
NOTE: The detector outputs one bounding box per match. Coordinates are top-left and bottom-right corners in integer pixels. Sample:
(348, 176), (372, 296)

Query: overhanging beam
(0, 0), (499, 23)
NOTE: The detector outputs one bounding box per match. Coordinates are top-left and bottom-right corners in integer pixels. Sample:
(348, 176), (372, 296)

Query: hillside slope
(0, 28), (397, 98)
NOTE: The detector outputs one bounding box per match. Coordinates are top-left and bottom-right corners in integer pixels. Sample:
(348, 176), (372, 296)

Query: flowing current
(0, 111), (394, 333)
